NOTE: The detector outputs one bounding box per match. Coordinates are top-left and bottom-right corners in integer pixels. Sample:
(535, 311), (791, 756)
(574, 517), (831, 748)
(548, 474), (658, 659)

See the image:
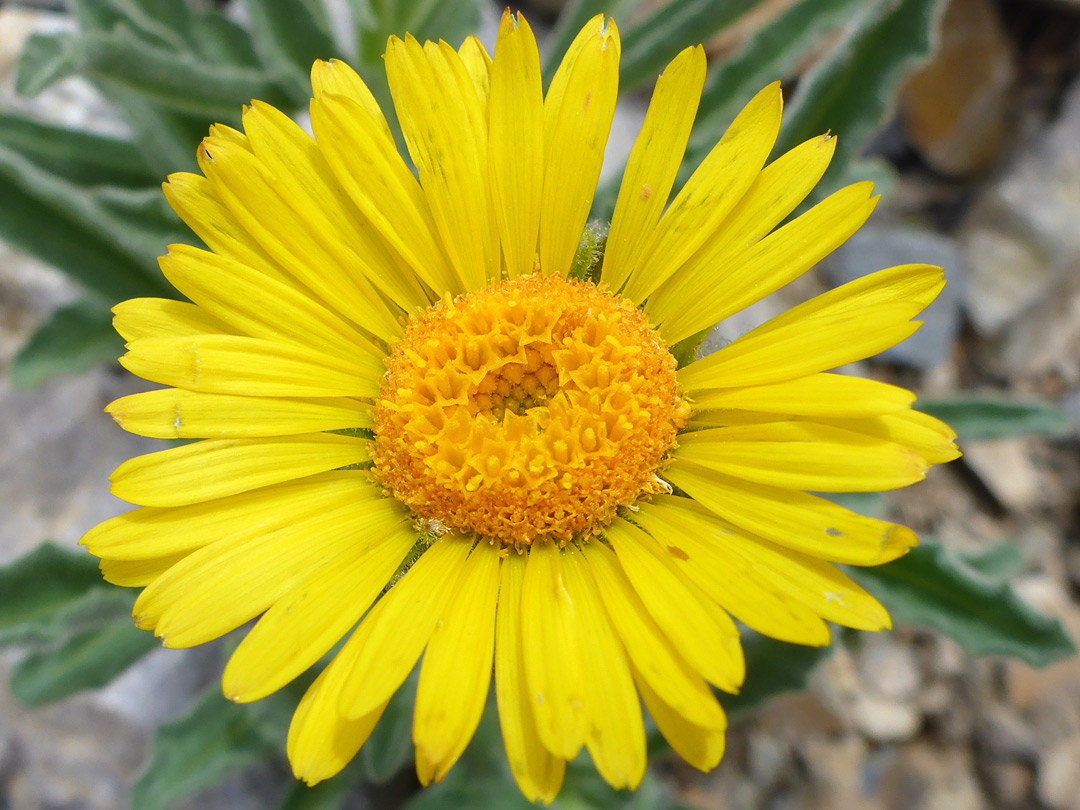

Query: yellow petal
(386, 35), (497, 290)
(650, 179), (878, 344)
(678, 264), (945, 390)
(821, 409), (961, 464)
(311, 93), (457, 295)
(223, 517), (414, 703)
(578, 542), (727, 731)
(604, 518), (744, 692)
(135, 496), (403, 647)
(688, 373), (915, 417)
(109, 433), (370, 507)
(99, 552), (187, 587)
(620, 82), (783, 303)
(112, 298), (229, 342)
(413, 541), (500, 785)
(645, 495), (889, 629)
(634, 670), (726, 773)
(520, 541), (586, 760)
(159, 244), (382, 359)
(488, 10), (544, 279)
(162, 173), (300, 292)
(495, 552), (566, 804)
(665, 461), (918, 565)
(121, 334), (383, 399)
(106, 389), (372, 439)
(459, 36), (492, 114)
(561, 549), (645, 790)
(197, 137), (402, 340)
(539, 18), (619, 278)
(288, 642), (389, 786)
(241, 101), (431, 313)
(338, 536), (473, 719)
(82, 471), (380, 561)
(310, 58), (393, 143)
(601, 45), (707, 292)
(674, 421), (929, 492)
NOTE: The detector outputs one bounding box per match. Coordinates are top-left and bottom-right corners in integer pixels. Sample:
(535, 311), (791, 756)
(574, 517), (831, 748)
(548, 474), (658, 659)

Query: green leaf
(773, 0), (945, 205)
(959, 544), (1025, 582)
(9, 299), (123, 389)
(361, 665), (418, 782)
(917, 397), (1072, 441)
(99, 84), (210, 175)
(0, 112), (155, 187)
(542, 0), (646, 86)
(10, 620), (159, 707)
(71, 0), (196, 53)
(191, 11), (265, 68)
(15, 33), (81, 98)
(619, 0), (764, 91)
(0, 586), (135, 649)
(847, 542), (1076, 668)
(683, 0), (867, 163)
(131, 687), (280, 810)
(77, 28), (289, 119)
(243, 0), (338, 103)
(719, 630), (831, 717)
(353, 0), (484, 56)
(276, 778), (352, 810)
(0, 543), (106, 643)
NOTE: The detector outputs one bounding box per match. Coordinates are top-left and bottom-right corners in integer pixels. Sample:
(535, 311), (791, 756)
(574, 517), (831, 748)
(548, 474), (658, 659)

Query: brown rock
(1037, 737), (1080, 810)
(900, 0), (1016, 176)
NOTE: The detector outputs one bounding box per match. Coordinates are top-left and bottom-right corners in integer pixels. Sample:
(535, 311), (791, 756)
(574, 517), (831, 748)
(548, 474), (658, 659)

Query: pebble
(857, 636), (923, 701)
(1037, 737), (1080, 810)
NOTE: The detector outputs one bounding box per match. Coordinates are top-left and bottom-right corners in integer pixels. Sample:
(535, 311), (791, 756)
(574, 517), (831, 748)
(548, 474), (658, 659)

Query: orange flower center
(372, 274), (688, 546)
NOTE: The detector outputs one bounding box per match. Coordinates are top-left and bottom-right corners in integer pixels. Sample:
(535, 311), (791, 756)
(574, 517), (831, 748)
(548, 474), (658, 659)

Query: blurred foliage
(2, 0), (1077, 809)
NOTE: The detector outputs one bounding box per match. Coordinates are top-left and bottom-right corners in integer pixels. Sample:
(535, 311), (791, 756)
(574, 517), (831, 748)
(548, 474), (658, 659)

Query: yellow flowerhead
(82, 10), (959, 803)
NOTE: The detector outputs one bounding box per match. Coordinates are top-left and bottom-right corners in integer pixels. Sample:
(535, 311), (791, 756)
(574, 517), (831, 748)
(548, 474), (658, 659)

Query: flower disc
(373, 274), (689, 545)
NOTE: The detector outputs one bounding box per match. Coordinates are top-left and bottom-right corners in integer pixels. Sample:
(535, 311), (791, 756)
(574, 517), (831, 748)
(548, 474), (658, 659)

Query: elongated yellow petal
(601, 45), (706, 292)
(495, 552), (566, 804)
(604, 519), (744, 692)
(198, 138), (402, 340)
(665, 461), (918, 565)
(310, 58), (393, 143)
(162, 173), (301, 292)
(121, 334), (383, 399)
(242, 101), (431, 313)
(621, 82), (783, 303)
(651, 180), (879, 344)
(109, 433), (370, 507)
(288, 640), (389, 786)
(562, 549), (645, 790)
(688, 373), (915, 417)
(136, 497), (403, 647)
(223, 518), (415, 703)
(386, 35), (497, 290)
(674, 422), (929, 492)
(489, 10), (544, 279)
(159, 245), (382, 359)
(539, 18), (619, 278)
(414, 541), (500, 785)
(459, 36), (492, 114)
(634, 670), (725, 773)
(107, 389), (372, 439)
(338, 536), (473, 719)
(113, 298), (230, 342)
(579, 542), (727, 731)
(822, 409), (961, 464)
(634, 500), (830, 644)
(82, 471), (380, 561)
(311, 94), (456, 296)
(99, 552), (187, 587)
(678, 264), (945, 390)
(520, 541), (586, 760)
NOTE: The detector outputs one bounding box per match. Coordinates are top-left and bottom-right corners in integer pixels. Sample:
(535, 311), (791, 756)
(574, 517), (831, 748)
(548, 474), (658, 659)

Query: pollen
(372, 274), (689, 546)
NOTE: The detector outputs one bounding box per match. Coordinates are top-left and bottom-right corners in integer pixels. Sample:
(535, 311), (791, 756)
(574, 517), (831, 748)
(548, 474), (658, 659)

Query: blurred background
(1, 0), (1079, 808)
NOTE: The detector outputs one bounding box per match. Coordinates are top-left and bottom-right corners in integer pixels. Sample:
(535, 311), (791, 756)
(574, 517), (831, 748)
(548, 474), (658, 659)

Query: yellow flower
(82, 10), (959, 803)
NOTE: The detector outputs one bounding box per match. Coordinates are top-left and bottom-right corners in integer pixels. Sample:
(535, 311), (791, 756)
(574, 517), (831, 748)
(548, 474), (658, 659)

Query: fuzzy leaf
(542, 0), (646, 87)
(917, 397), (1072, 441)
(10, 299), (123, 389)
(361, 665), (418, 782)
(242, 0), (338, 103)
(847, 542), (1076, 668)
(15, 33), (81, 98)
